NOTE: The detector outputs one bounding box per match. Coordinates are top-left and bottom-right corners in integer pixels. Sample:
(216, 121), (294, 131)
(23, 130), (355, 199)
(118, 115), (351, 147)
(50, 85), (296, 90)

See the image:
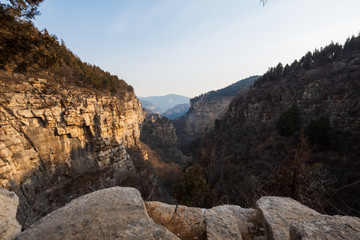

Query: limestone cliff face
(174, 76), (257, 143)
(0, 72), (144, 227)
(181, 97), (232, 139)
(143, 114), (178, 145)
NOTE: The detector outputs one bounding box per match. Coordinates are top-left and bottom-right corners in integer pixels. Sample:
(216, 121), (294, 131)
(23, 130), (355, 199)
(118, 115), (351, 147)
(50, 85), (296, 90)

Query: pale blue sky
(34, 0), (360, 97)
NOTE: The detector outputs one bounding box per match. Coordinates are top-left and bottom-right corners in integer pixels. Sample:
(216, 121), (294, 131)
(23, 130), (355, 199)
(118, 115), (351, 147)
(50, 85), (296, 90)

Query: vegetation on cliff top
(0, 0), (133, 95)
(191, 75), (259, 103)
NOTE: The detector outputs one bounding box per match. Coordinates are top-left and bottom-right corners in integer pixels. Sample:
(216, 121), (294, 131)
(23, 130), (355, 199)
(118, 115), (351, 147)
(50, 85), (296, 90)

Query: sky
(34, 0), (360, 98)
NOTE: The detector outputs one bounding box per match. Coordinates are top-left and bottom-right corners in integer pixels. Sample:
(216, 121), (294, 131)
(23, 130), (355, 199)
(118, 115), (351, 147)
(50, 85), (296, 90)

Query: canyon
(1, 5), (360, 237)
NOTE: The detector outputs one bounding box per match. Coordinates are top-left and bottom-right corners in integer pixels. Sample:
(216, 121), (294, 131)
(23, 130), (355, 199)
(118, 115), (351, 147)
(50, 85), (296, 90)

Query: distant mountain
(162, 103), (190, 120)
(139, 99), (162, 114)
(138, 94), (190, 114)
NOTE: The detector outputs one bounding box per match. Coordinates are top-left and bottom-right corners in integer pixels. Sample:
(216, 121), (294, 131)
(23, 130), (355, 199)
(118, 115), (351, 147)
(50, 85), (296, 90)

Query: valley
(1, 1), (360, 239)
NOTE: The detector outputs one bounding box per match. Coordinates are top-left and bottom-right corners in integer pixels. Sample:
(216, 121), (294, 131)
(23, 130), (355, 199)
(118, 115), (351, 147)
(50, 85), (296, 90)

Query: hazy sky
(34, 0), (360, 97)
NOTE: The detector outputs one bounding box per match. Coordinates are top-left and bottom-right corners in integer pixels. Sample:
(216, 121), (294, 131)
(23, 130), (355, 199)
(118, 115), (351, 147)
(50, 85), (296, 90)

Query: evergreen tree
(0, 0), (44, 20)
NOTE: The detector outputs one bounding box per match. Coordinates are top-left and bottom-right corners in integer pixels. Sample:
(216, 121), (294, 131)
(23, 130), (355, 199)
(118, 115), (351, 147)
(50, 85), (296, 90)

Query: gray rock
(289, 215), (360, 240)
(15, 187), (179, 240)
(256, 196), (321, 240)
(145, 201), (206, 239)
(0, 188), (21, 240)
(205, 205), (258, 240)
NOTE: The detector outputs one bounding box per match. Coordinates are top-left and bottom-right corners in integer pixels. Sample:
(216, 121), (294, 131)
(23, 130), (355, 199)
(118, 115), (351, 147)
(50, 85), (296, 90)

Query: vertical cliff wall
(0, 72), (144, 227)
(174, 76), (257, 151)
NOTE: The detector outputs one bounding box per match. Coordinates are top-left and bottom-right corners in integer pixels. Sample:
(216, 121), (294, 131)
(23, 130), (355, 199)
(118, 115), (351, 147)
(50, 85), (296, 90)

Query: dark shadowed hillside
(177, 36), (360, 217)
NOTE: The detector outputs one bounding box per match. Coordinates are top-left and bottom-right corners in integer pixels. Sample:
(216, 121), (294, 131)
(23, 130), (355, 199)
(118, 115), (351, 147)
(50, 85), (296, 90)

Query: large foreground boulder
(0, 188), (21, 240)
(15, 187), (179, 240)
(145, 201), (206, 240)
(289, 215), (360, 240)
(257, 196), (321, 240)
(257, 196), (360, 240)
(205, 205), (258, 240)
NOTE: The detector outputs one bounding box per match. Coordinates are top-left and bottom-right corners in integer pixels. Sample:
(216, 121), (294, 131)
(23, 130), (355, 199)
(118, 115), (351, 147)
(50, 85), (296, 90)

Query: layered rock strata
(0, 73), (144, 227)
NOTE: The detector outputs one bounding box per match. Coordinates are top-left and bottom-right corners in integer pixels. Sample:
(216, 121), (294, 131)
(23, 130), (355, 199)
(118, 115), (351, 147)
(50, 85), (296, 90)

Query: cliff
(139, 114), (191, 202)
(196, 38), (360, 216)
(0, 71), (144, 228)
(174, 76), (258, 147)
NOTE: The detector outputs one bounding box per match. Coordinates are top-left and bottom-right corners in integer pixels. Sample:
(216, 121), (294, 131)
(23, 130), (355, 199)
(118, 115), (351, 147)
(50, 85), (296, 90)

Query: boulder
(205, 205), (258, 240)
(289, 215), (360, 240)
(0, 188), (22, 240)
(145, 201), (206, 240)
(15, 187), (179, 240)
(256, 196), (321, 240)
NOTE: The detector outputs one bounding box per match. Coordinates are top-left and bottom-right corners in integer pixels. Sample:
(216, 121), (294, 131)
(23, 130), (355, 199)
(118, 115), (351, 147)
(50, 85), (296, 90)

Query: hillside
(185, 36), (360, 217)
(0, 1), (132, 96)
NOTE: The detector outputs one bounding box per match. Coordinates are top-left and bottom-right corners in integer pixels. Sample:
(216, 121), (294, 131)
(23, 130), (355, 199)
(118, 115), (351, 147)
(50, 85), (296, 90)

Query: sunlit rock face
(0, 72), (144, 228)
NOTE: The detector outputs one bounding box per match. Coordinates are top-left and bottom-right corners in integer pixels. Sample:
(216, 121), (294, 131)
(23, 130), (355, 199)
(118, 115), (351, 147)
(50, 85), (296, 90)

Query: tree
(0, 0), (44, 20)
(174, 164), (216, 207)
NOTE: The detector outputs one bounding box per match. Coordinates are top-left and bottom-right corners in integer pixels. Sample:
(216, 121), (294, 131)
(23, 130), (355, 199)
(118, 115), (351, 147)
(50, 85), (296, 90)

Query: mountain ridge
(138, 94), (190, 114)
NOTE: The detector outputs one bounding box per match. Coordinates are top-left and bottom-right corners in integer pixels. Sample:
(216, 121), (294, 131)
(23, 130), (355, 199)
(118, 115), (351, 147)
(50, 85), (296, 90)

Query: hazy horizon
(35, 0), (360, 97)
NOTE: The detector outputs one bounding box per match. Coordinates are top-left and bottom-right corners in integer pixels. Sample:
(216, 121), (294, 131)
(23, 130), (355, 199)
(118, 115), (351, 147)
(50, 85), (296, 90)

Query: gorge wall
(174, 76), (258, 147)
(0, 71), (145, 228)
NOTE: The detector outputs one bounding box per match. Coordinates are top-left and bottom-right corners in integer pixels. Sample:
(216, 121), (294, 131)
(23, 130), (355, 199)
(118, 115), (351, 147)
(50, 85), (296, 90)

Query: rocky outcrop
(142, 114), (178, 145)
(4, 187), (360, 240)
(257, 196), (360, 240)
(205, 205), (258, 240)
(289, 215), (360, 240)
(0, 188), (21, 240)
(145, 201), (206, 240)
(257, 196), (322, 240)
(145, 201), (264, 240)
(15, 187), (179, 240)
(179, 96), (233, 139)
(0, 72), (144, 227)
